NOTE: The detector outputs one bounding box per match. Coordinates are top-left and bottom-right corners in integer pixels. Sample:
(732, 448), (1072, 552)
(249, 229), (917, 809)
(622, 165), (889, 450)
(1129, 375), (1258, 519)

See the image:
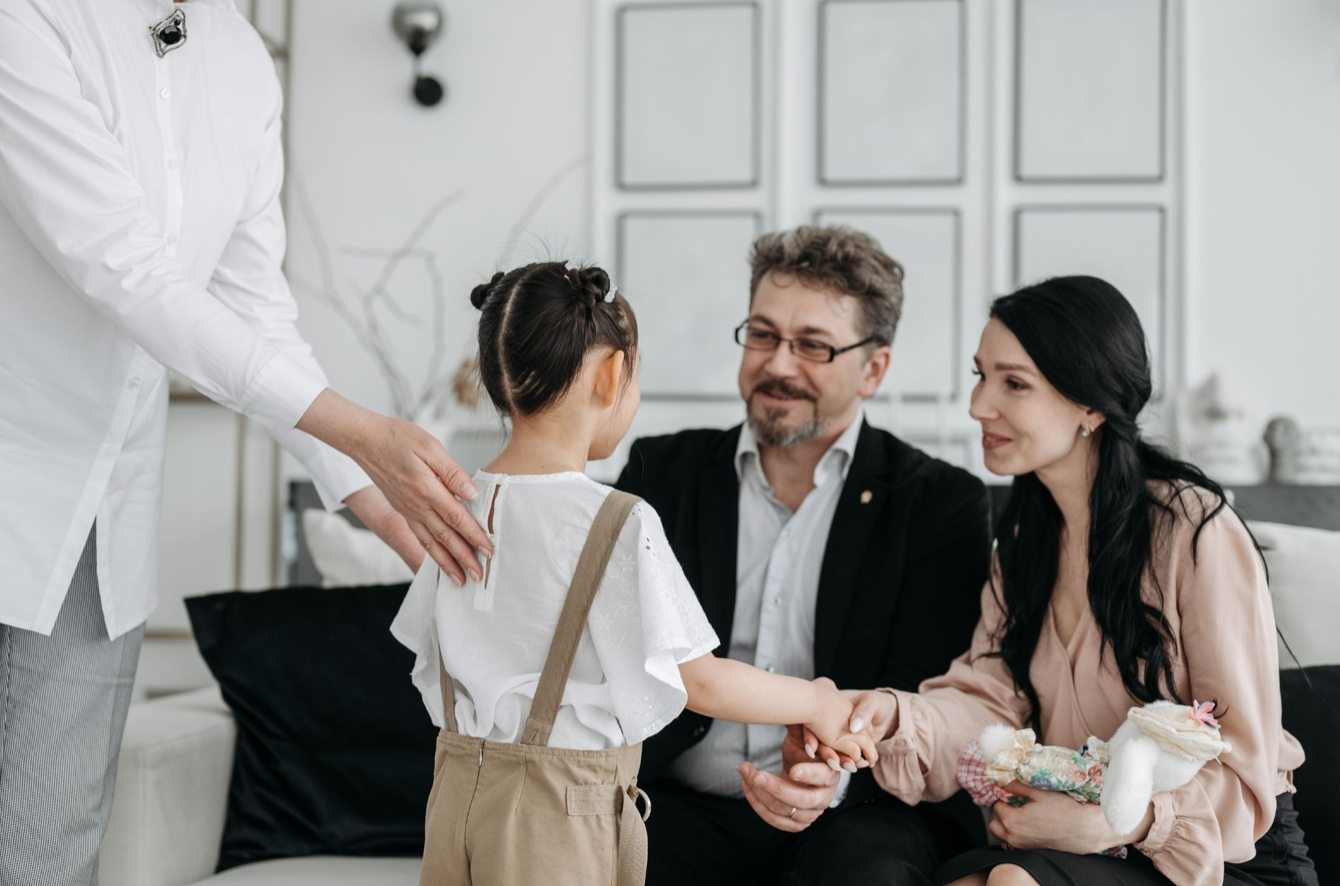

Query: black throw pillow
(1279, 664), (1340, 886)
(186, 583), (435, 871)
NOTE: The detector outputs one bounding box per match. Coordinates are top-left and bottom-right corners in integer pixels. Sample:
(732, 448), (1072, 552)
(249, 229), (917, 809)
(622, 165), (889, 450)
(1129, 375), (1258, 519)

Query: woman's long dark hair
(987, 276), (1255, 733)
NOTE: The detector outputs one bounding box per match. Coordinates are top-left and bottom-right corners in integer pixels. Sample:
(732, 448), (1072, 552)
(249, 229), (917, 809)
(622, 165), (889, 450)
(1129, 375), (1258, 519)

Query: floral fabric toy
(959, 724), (1110, 806)
(956, 700), (1231, 859)
(957, 723), (1127, 858)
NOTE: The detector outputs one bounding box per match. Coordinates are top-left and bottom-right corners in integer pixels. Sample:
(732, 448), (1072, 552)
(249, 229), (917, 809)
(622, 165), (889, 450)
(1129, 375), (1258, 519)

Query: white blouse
(391, 471), (719, 750)
(0, 0), (368, 637)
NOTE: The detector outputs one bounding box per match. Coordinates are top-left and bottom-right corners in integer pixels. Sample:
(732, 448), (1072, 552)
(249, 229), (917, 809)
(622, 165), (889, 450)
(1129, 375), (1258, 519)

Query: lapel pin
(859, 490), (873, 504)
(150, 8), (187, 58)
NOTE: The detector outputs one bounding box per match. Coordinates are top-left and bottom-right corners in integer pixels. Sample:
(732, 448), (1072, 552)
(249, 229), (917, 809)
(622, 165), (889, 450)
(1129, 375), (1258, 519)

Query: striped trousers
(0, 525), (144, 885)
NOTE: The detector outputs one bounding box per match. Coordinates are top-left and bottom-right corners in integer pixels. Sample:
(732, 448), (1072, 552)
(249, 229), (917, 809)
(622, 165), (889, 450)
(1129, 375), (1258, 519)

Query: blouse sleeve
(874, 566), (1033, 805)
(389, 560), (447, 727)
(1133, 505), (1295, 886)
(588, 501), (719, 745)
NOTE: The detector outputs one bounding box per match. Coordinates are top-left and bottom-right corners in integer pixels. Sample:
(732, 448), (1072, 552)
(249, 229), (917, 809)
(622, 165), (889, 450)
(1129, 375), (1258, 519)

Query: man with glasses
(616, 225), (993, 885)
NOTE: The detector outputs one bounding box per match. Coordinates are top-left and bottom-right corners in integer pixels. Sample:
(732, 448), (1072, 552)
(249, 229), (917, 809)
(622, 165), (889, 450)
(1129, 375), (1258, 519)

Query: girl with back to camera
(817, 276), (1315, 886)
(392, 261), (878, 886)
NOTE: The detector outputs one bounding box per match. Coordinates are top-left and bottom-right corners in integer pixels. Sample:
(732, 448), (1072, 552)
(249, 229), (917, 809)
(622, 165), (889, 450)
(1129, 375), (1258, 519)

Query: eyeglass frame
(733, 321), (879, 364)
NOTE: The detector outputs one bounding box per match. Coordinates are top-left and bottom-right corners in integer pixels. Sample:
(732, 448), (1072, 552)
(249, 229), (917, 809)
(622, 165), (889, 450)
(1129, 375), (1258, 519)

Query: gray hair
(748, 225), (904, 347)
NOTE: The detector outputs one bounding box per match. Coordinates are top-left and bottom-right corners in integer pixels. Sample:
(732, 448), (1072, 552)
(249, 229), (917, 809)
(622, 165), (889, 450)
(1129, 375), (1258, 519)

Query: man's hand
(296, 389), (491, 585)
(738, 726), (841, 833)
(343, 485), (425, 572)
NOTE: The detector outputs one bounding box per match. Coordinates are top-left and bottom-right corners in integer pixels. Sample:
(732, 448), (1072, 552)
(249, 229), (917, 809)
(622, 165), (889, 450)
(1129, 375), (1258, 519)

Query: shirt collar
(736, 407), (865, 488)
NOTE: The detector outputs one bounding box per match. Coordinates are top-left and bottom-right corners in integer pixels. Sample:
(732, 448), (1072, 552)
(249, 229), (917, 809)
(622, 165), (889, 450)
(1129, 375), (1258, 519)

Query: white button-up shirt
(0, 0), (369, 638)
(667, 410), (864, 798)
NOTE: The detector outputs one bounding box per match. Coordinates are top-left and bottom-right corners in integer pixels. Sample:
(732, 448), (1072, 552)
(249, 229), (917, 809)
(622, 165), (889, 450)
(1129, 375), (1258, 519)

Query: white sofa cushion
(100, 688), (236, 886)
(1248, 520), (1340, 667)
(302, 509), (413, 587)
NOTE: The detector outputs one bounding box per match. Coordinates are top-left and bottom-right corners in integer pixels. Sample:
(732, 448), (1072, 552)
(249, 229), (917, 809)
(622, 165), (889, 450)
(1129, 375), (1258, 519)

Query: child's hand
(804, 678), (879, 770)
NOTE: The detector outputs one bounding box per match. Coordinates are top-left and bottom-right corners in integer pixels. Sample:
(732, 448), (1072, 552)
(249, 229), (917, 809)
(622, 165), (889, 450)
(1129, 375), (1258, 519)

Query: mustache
(751, 377), (816, 402)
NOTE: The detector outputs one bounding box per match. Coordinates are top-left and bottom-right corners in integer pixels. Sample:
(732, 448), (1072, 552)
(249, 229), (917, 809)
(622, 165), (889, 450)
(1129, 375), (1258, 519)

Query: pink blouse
(873, 486), (1305, 886)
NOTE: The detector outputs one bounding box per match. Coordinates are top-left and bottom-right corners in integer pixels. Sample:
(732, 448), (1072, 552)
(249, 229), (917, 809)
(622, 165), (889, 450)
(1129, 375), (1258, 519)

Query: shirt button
(166, 233), (178, 246)
(773, 597), (781, 606)
(159, 88), (171, 100)
(766, 665), (775, 673)
(168, 159), (180, 170)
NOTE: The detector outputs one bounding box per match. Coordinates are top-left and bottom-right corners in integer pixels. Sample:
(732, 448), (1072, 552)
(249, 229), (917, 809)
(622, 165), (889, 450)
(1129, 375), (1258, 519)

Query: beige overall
(420, 491), (652, 886)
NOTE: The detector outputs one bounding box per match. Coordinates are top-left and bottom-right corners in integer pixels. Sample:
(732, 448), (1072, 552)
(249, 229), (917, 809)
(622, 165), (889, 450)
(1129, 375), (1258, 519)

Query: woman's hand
(989, 781), (1152, 854)
(803, 688), (899, 772)
(804, 678), (880, 767)
(343, 485), (425, 572)
(296, 389), (492, 585)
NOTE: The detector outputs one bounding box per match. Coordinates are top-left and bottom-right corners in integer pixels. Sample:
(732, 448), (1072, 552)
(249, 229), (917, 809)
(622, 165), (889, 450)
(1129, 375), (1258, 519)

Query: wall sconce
(392, 1), (446, 107)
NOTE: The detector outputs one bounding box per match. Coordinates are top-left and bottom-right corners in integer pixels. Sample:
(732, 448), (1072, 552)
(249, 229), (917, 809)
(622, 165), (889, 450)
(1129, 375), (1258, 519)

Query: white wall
(276, 0), (1340, 448)
(1184, 0), (1340, 430)
(285, 0), (594, 422)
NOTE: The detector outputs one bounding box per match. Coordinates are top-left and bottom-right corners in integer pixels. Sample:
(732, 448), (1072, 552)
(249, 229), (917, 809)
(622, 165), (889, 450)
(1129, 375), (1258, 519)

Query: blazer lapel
(697, 427), (742, 652)
(814, 421), (890, 676)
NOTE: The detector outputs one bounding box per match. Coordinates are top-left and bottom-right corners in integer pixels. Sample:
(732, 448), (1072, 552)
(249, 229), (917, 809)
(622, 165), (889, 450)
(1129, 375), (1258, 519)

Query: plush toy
(957, 700), (1231, 854)
(967, 724), (1109, 803)
(958, 724), (1125, 856)
(1101, 700), (1232, 835)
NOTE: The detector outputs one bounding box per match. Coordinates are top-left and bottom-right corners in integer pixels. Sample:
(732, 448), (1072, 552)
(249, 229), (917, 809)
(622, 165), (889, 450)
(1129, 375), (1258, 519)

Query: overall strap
(520, 490), (642, 746)
(437, 653), (460, 734)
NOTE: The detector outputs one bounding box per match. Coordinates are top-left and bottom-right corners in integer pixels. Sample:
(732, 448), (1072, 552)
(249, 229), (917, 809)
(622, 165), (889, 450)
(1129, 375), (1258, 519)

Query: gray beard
(747, 400), (834, 448)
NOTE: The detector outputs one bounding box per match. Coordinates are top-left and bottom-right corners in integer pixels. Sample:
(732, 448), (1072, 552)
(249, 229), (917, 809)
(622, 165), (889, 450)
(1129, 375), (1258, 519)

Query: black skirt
(933, 793), (1317, 886)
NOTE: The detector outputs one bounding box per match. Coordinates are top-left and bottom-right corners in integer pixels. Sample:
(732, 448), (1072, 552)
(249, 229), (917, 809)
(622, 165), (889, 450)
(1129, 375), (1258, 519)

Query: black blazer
(614, 420), (993, 785)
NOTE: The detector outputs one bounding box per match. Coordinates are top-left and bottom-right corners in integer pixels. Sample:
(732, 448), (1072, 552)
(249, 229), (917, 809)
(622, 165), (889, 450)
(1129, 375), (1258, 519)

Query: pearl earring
(1081, 425), (1093, 438)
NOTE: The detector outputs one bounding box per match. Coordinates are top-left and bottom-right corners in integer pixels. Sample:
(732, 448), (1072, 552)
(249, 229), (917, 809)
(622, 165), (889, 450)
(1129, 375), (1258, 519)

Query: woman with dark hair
(823, 277), (1315, 886)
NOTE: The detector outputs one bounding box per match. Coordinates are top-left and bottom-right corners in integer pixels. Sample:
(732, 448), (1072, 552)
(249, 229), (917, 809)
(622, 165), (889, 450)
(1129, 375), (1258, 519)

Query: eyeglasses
(733, 322), (877, 364)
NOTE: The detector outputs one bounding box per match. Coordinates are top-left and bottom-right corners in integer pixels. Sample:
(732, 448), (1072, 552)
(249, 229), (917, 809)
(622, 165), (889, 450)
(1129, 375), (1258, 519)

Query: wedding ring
(786, 806), (798, 820)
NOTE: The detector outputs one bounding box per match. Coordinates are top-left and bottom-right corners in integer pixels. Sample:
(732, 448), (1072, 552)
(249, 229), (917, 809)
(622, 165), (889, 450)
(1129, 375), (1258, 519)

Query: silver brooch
(150, 9), (188, 59)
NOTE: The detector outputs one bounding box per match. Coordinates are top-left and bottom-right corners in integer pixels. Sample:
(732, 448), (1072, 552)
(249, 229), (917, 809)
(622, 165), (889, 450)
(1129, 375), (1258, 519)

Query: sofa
(97, 684), (422, 886)
(98, 485), (1340, 886)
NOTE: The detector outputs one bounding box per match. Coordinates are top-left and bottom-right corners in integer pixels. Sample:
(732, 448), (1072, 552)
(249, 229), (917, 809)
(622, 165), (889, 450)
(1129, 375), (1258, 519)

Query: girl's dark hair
(986, 275), (1260, 732)
(470, 261), (638, 416)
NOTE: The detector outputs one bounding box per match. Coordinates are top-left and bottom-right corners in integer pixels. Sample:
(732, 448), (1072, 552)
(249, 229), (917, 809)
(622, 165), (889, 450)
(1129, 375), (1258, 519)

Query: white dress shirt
(391, 471), (720, 749)
(0, 0), (369, 638)
(666, 410), (865, 799)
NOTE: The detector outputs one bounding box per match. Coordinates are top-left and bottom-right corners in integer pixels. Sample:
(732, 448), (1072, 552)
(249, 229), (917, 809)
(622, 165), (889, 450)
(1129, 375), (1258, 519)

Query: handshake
(800, 678), (881, 771)
(734, 680), (890, 833)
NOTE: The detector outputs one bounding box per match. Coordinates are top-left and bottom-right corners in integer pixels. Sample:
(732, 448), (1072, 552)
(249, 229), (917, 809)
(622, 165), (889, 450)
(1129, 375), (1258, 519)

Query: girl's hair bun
(470, 270), (507, 310)
(566, 266), (611, 309)
(473, 260), (638, 418)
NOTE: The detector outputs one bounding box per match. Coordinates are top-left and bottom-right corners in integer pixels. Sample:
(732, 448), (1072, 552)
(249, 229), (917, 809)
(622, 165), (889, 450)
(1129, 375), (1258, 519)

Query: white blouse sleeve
(389, 560), (446, 727)
(588, 501), (719, 745)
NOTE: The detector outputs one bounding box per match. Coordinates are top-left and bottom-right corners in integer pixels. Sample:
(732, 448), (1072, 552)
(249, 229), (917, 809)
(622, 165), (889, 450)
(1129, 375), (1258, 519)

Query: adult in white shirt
(0, 1), (488, 880)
